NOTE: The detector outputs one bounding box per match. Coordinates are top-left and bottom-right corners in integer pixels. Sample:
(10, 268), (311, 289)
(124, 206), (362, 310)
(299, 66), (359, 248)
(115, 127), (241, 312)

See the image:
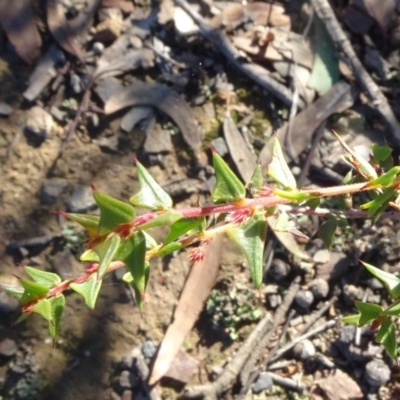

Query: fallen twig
(173, 0), (304, 109)
(183, 277), (301, 399)
(310, 0), (400, 145)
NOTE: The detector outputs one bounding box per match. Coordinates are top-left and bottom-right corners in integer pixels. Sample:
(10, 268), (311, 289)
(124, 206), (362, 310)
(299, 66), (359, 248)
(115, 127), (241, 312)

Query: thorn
(130, 154), (139, 164)
(209, 145), (216, 154)
(50, 210), (68, 217)
(90, 183), (97, 191)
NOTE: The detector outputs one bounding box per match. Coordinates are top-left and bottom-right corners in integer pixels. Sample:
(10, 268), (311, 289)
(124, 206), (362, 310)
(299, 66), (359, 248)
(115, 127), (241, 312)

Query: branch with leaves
(2, 135), (400, 358)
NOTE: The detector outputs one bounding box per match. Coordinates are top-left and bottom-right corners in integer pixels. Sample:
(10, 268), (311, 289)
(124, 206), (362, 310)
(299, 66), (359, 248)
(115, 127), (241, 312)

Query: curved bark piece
(104, 81), (203, 155)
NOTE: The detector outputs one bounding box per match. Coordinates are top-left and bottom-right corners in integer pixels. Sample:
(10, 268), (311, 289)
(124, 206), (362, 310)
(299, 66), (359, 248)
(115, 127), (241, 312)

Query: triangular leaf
(317, 219), (337, 250)
(130, 161), (173, 210)
(267, 138), (297, 190)
(354, 301), (382, 326)
(49, 295), (65, 338)
(164, 217), (205, 246)
(92, 189), (135, 233)
(371, 144), (392, 164)
(362, 261), (400, 298)
(249, 164), (264, 194)
(30, 299), (52, 321)
(227, 212), (267, 289)
(341, 313), (361, 325)
(381, 301), (400, 317)
(24, 266), (61, 288)
(70, 275), (102, 309)
(20, 279), (49, 306)
(367, 167), (400, 189)
(136, 210), (182, 230)
(95, 233), (121, 279)
(64, 213), (100, 237)
(80, 249), (100, 262)
(360, 188), (395, 219)
(376, 319), (397, 359)
(211, 150), (246, 203)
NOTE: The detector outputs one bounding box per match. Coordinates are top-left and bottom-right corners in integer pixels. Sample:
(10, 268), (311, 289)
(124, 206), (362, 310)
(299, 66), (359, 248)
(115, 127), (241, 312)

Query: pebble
(67, 185), (97, 213)
(339, 324), (356, 343)
(0, 291), (20, 314)
(313, 249), (331, 263)
(119, 370), (137, 389)
(0, 338), (17, 357)
(92, 41), (104, 55)
(25, 106), (54, 142)
(267, 293), (281, 309)
(295, 290), (314, 309)
(309, 278), (329, 299)
(70, 73), (82, 94)
(252, 372), (273, 393)
(210, 137), (228, 157)
(292, 339), (316, 360)
(141, 340), (156, 359)
(268, 258), (291, 280)
(0, 101), (13, 116)
(39, 178), (69, 205)
(49, 106), (66, 122)
(365, 359), (391, 386)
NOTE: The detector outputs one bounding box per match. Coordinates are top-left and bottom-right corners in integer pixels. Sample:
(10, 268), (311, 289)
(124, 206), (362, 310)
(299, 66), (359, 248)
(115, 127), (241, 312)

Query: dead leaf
(104, 81), (203, 155)
(149, 235), (223, 385)
(259, 81), (355, 169)
(0, 0), (42, 63)
(47, 0), (100, 61)
(351, 0), (396, 33)
(101, 0), (135, 14)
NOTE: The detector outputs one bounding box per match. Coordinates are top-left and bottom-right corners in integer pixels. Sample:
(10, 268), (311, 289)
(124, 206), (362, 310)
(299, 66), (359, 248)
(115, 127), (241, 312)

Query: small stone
(292, 339), (315, 360)
(50, 106), (66, 121)
(309, 278), (329, 299)
(252, 372), (273, 394)
(0, 101), (13, 116)
(313, 249), (331, 264)
(0, 338), (17, 357)
(95, 19), (123, 44)
(339, 324), (356, 344)
(120, 106), (154, 133)
(268, 258), (290, 280)
(141, 340), (156, 359)
(295, 290), (314, 309)
(70, 73), (82, 94)
(0, 291), (20, 314)
(39, 178), (69, 205)
(129, 36), (143, 49)
(267, 293), (281, 308)
(366, 277), (384, 290)
(95, 135), (119, 153)
(365, 359), (391, 386)
(143, 125), (173, 154)
(210, 137), (228, 157)
(164, 350), (199, 384)
(119, 370), (137, 389)
(67, 185), (97, 213)
(121, 390), (133, 400)
(25, 106), (54, 142)
(92, 42), (104, 55)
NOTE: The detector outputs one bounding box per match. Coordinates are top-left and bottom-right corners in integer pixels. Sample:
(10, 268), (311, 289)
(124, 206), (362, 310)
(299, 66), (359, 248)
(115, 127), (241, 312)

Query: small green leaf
(362, 261), (400, 298)
(136, 210), (182, 230)
(211, 151), (246, 203)
(64, 214), (100, 237)
(227, 212), (267, 289)
(70, 275), (102, 309)
(20, 279), (49, 306)
(49, 295), (65, 338)
(164, 217), (205, 245)
(381, 301), (400, 317)
(157, 242), (182, 257)
(341, 314), (361, 325)
(24, 266), (61, 288)
(360, 188), (395, 219)
(118, 231), (148, 299)
(31, 299), (52, 321)
(367, 167), (400, 189)
(0, 283), (24, 299)
(95, 233), (121, 279)
(317, 219), (337, 250)
(92, 189), (135, 233)
(372, 144), (392, 163)
(273, 188), (310, 201)
(249, 164), (264, 194)
(268, 138), (297, 190)
(354, 301), (382, 326)
(130, 161), (173, 210)
(122, 271), (133, 283)
(376, 319), (397, 359)
(80, 249), (100, 262)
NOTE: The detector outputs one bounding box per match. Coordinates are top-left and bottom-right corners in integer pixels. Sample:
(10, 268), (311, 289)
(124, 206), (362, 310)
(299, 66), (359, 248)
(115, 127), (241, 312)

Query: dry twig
(310, 0), (400, 145)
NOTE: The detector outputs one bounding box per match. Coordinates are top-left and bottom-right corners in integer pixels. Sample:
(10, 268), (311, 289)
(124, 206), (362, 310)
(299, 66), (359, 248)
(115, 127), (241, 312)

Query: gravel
(365, 359), (391, 386)
(252, 372), (273, 393)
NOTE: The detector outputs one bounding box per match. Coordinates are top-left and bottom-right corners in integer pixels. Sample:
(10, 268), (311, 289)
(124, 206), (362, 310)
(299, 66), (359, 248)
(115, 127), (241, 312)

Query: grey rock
(0, 292), (20, 314)
(366, 277), (384, 290)
(269, 258), (290, 280)
(210, 137), (228, 157)
(25, 106), (54, 141)
(94, 77), (123, 103)
(268, 293), (281, 309)
(39, 178), (69, 205)
(92, 42), (104, 55)
(252, 372), (273, 394)
(365, 359), (391, 386)
(339, 324), (356, 343)
(141, 340), (156, 359)
(120, 106), (154, 133)
(143, 125), (173, 154)
(313, 249), (331, 263)
(0, 338), (17, 357)
(119, 370), (137, 389)
(70, 73), (82, 94)
(67, 185), (97, 213)
(309, 278), (329, 299)
(295, 290), (314, 309)
(0, 102), (13, 116)
(292, 339), (316, 360)
(164, 349), (199, 384)
(50, 105), (66, 121)
(95, 135), (119, 153)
